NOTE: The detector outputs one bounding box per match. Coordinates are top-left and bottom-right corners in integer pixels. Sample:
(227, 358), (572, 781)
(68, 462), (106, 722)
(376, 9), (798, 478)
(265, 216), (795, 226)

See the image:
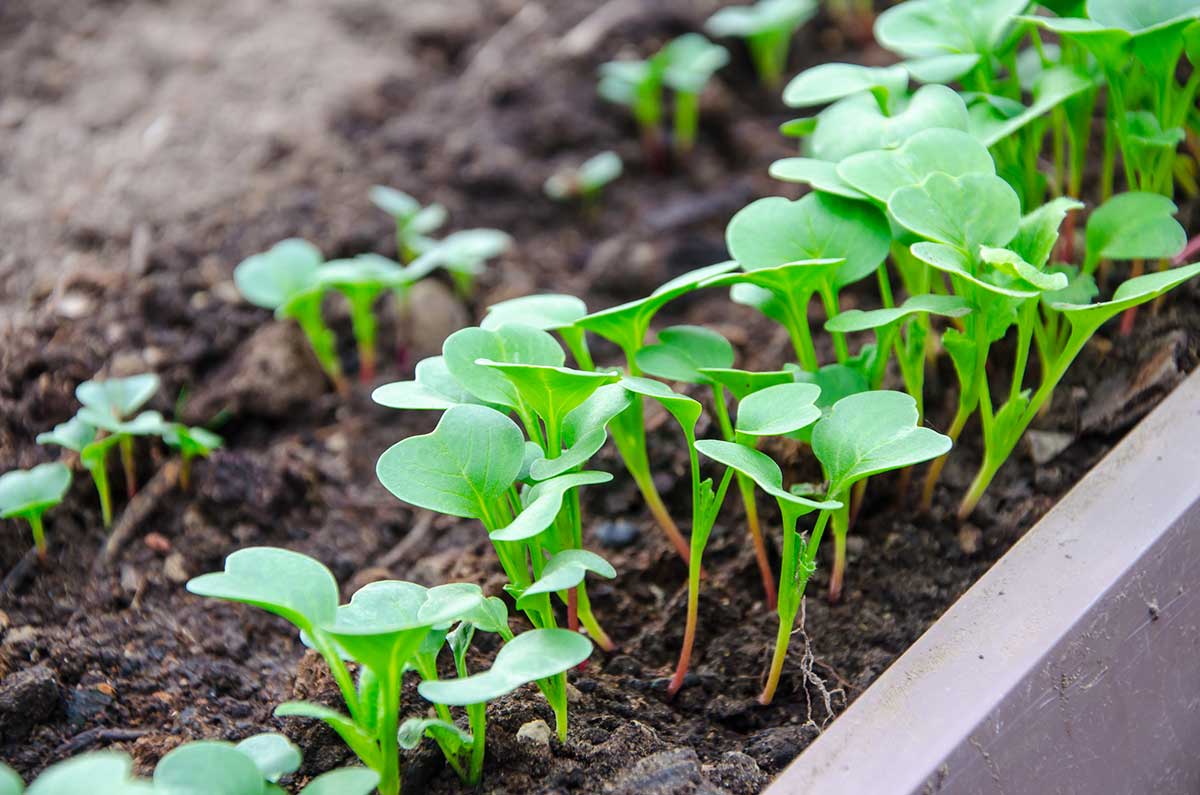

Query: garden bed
(1, 1), (1198, 793)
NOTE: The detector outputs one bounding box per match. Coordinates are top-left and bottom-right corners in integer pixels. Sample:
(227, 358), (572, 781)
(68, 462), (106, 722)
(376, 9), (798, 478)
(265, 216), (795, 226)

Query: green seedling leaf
(0, 764), (20, 795)
(1043, 265), (1099, 306)
(1083, 192), (1187, 273)
(875, 0), (1029, 58)
(372, 355), (487, 411)
(482, 294), (587, 332)
(725, 194), (890, 286)
(635, 326), (734, 385)
(837, 128), (995, 205)
(319, 254), (409, 291)
(807, 84), (969, 162)
(425, 229), (512, 281)
(619, 377), (703, 437)
(369, 186), (420, 219)
(1012, 197), (1085, 269)
(527, 383), (633, 480)
(324, 580), (431, 675)
(162, 424), (223, 458)
(575, 261), (738, 357)
(517, 550), (617, 607)
(694, 440), (840, 513)
(546, 152), (624, 200)
(0, 462), (71, 522)
(706, 0), (817, 37)
(598, 57), (665, 110)
(734, 383), (822, 437)
(706, 261), (843, 303)
(376, 404), (525, 520)
(443, 326), (564, 410)
(298, 768), (380, 795)
(889, 172), (1021, 253)
(36, 416), (97, 453)
(1052, 263), (1200, 329)
(274, 702), (378, 765)
(234, 733), (301, 784)
(979, 247), (1071, 291)
(234, 239), (325, 317)
(154, 740), (266, 795)
(811, 391), (953, 495)
(910, 243), (1041, 298)
(477, 361), (620, 433)
(767, 158), (867, 200)
(186, 547), (339, 635)
(397, 718), (474, 753)
(420, 582), (488, 628)
(491, 471), (613, 542)
(662, 34), (729, 94)
(696, 368), (794, 400)
(76, 408), (166, 437)
(25, 753), (141, 795)
(783, 63), (909, 108)
(901, 53), (982, 82)
(76, 374), (160, 419)
(826, 294), (973, 333)
(968, 66), (1093, 147)
(417, 629), (592, 705)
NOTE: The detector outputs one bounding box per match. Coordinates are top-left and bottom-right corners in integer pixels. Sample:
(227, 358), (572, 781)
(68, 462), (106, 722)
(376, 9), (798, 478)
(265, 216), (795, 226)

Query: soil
(1, 1), (1198, 793)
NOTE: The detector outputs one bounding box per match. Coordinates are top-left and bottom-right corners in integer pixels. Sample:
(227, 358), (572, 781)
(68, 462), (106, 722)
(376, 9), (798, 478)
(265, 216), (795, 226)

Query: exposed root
(794, 599), (846, 732)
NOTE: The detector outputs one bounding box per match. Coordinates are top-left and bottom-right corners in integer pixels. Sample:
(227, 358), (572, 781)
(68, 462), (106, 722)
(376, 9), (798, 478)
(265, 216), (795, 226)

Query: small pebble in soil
(957, 524), (982, 556)
(0, 665), (60, 742)
(605, 654), (643, 676)
(516, 718), (553, 751)
(595, 519), (639, 549)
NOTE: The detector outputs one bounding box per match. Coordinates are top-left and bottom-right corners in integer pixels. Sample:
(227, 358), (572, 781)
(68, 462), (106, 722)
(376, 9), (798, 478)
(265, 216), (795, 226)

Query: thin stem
(819, 284), (849, 363)
(740, 475), (776, 610)
(826, 501), (850, 604)
(90, 463), (113, 528)
(119, 435), (137, 499)
(577, 586), (614, 651)
(29, 514), (47, 561)
(466, 703), (487, 786)
(784, 296), (819, 371)
(920, 403), (970, 511)
(673, 91), (699, 155)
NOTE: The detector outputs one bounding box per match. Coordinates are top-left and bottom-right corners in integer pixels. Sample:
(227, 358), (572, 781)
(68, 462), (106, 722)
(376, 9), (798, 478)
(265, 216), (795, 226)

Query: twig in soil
(793, 599), (845, 732)
(97, 460), (179, 569)
(377, 510), (435, 570)
(559, 0), (642, 57)
(464, 3), (548, 90)
(54, 727), (148, 757)
(0, 547), (41, 597)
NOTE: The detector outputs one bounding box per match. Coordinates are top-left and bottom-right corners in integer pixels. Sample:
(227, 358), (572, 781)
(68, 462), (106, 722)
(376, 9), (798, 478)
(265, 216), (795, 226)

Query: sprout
(661, 35), (729, 153)
(319, 254), (411, 382)
(189, 547), (486, 795)
(410, 229), (511, 298)
(544, 151), (623, 207)
(0, 462), (71, 561)
(598, 54), (668, 164)
(6, 733), (378, 794)
(37, 416), (118, 528)
(234, 239), (347, 393)
(705, 0), (818, 88)
(369, 186), (448, 263)
(160, 423), (223, 491)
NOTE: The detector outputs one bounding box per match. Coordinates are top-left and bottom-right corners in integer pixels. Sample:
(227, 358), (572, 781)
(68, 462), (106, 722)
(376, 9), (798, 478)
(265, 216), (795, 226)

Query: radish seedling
(598, 53), (668, 164)
(0, 462), (71, 561)
(412, 229), (512, 298)
(636, 325), (781, 607)
(705, 0), (817, 88)
(544, 152), (623, 207)
(37, 416), (119, 528)
(319, 254), (410, 382)
(369, 186), (448, 263)
(411, 628), (592, 778)
(75, 374), (161, 499)
(2, 734), (379, 795)
(481, 293), (592, 368)
(576, 262), (738, 563)
(660, 34), (729, 153)
(160, 423), (223, 491)
(234, 239), (346, 392)
(189, 547), (491, 795)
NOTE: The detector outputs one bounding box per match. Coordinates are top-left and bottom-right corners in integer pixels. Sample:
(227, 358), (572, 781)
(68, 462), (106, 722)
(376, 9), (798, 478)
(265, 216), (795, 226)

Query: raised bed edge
(766, 366), (1200, 794)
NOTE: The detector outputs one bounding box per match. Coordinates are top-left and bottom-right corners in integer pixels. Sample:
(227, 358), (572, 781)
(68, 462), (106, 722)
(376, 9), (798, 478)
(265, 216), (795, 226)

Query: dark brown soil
(1, 1), (1197, 793)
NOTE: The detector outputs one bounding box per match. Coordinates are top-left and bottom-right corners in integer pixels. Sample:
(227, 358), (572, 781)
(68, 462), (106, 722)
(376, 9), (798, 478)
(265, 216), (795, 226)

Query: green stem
(826, 501), (850, 603)
(674, 91), (699, 154)
(466, 703), (487, 786)
(29, 514), (47, 561)
(89, 462), (113, 528)
(119, 435), (136, 499)
(784, 296), (819, 371)
(819, 284), (849, 363)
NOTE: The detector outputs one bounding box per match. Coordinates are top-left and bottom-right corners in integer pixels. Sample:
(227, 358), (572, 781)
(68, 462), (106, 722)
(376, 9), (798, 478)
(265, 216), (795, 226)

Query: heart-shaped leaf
(369, 186), (420, 219)
(826, 294), (973, 333)
(695, 367), (795, 400)
(419, 583), (487, 628)
(694, 440), (840, 514)
(635, 326), (734, 385)
(726, 194), (891, 287)
(768, 158), (868, 200)
(783, 63), (910, 108)
(875, 0), (1028, 58)
(662, 33), (729, 93)
(36, 416), (97, 453)
(324, 580), (432, 675)
(376, 404), (525, 519)
(978, 248), (1071, 292)
(837, 128), (995, 205)
(154, 741), (266, 795)
(298, 768), (380, 795)
(910, 242), (1041, 298)
(576, 262), (738, 357)
(187, 547), (340, 635)
(443, 326), (565, 410)
(372, 356), (487, 411)
(482, 294), (587, 332)
(25, 753), (142, 795)
(734, 383), (822, 437)
(1084, 192), (1186, 273)
(901, 53), (982, 82)
(491, 471), (613, 542)
(76, 374), (160, 419)
(517, 550), (617, 606)
(75, 408), (167, 438)
(807, 84), (969, 162)
(319, 254), (409, 291)
(0, 462), (71, 521)
(424, 230), (512, 278)
(706, 0), (817, 37)
(234, 734), (301, 784)
(234, 239), (325, 316)
(811, 391), (953, 496)
(889, 172), (1021, 253)
(417, 629), (592, 706)
(1011, 196), (1085, 268)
